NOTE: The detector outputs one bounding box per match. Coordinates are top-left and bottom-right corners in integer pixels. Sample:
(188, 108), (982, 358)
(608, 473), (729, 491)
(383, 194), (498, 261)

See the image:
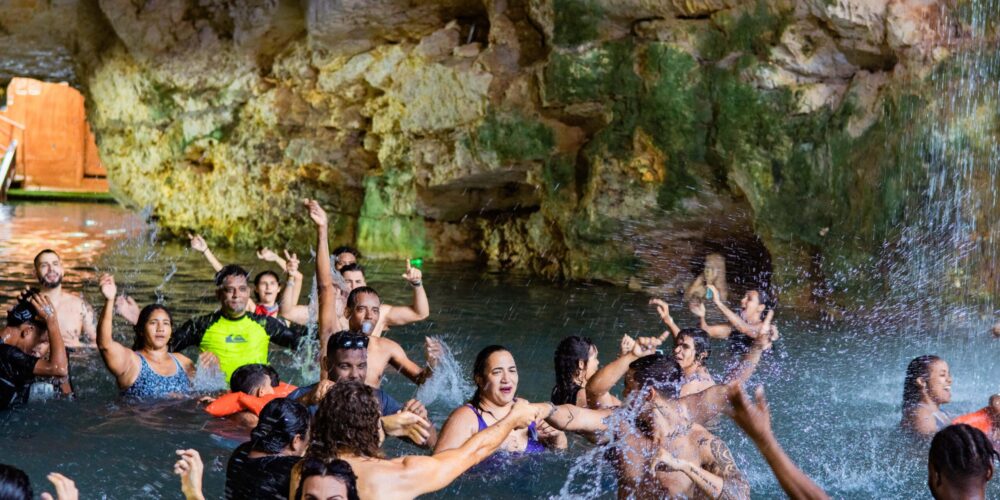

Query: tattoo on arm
(707, 435), (750, 500)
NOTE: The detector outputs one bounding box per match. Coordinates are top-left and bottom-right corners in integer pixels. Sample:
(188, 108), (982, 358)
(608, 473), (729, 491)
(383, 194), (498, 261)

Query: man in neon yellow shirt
(168, 265), (304, 382)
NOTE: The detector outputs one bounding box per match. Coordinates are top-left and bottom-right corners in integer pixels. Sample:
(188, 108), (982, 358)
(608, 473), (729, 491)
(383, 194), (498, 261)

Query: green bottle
(409, 258), (423, 269)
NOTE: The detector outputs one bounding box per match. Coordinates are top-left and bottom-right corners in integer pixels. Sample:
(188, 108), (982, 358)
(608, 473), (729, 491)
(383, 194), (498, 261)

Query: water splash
(415, 337), (473, 407)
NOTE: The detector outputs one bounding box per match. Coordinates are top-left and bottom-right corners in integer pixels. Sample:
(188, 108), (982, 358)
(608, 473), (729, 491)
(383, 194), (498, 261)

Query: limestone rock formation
(0, 0), (972, 309)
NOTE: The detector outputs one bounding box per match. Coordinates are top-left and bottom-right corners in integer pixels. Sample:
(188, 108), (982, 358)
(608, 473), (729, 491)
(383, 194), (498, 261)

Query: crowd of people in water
(2, 198), (999, 499)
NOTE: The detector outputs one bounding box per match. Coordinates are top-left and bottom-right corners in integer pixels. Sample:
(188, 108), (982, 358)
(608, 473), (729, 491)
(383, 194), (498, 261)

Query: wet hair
(902, 355), (943, 413)
(215, 264), (250, 287)
(676, 328), (711, 364)
(309, 381), (383, 460)
(471, 345), (511, 407)
(5, 297), (46, 332)
(230, 364), (280, 394)
(629, 353), (682, 399)
(339, 263), (365, 276)
(32, 249), (58, 268)
(551, 336), (594, 405)
(333, 246), (362, 262)
(0, 464), (31, 500)
(929, 424), (999, 486)
(748, 288), (776, 321)
(346, 286), (380, 310)
(295, 457), (360, 500)
(250, 398), (310, 454)
(326, 331), (368, 362)
(131, 304), (174, 350)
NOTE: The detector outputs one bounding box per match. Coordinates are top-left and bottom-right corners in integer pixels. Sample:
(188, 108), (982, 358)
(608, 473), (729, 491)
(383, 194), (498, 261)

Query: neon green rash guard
(168, 311), (304, 382)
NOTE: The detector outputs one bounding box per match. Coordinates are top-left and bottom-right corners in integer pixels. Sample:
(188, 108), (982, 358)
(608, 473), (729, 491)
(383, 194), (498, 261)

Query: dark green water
(2, 202), (999, 499)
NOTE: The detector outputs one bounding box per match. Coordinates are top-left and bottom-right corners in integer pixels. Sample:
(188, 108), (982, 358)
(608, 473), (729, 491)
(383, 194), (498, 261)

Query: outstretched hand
(115, 295), (140, 325)
(257, 247), (280, 262)
(727, 385), (773, 442)
(752, 310), (775, 349)
(620, 335), (636, 357)
(383, 411), (431, 445)
(689, 301), (706, 318)
(425, 337), (444, 370)
(39, 473), (77, 500)
(303, 199), (328, 227)
(284, 250), (302, 277)
(188, 233), (208, 253)
(173, 449), (205, 500)
(631, 336), (663, 358)
(99, 274), (117, 301)
(649, 298), (674, 326)
(28, 292), (57, 324)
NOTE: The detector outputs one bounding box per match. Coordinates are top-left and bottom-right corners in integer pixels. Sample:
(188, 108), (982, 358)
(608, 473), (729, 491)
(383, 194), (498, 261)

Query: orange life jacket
(204, 382), (298, 417)
(953, 408), (993, 436)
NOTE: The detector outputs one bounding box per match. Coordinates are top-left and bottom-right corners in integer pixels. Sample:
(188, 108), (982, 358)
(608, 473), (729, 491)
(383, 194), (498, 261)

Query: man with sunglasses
(288, 330), (438, 447)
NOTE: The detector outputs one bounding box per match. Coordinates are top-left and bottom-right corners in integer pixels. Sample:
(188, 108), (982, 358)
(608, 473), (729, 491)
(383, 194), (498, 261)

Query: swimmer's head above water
(325, 331), (369, 383)
(928, 424), (998, 499)
(4, 296), (50, 353)
(674, 328), (711, 371)
(230, 364), (279, 397)
(296, 457), (360, 500)
(33, 249), (63, 290)
(624, 353), (683, 400)
(338, 263), (367, 292)
(332, 245), (361, 272)
(551, 336), (597, 405)
(215, 265), (251, 318)
(345, 286), (381, 334)
(903, 355), (952, 412)
(253, 270), (281, 305)
(310, 380), (384, 460)
(740, 289), (775, 323)
(250, 398), (310, 456)
(470, 345), (518, 407)
(131, 304), (174, 351)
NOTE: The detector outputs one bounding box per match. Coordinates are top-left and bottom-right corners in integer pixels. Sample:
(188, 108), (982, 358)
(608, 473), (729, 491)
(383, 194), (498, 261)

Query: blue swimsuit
(121, 354), (192, 399)
(467, 404), (545, 453)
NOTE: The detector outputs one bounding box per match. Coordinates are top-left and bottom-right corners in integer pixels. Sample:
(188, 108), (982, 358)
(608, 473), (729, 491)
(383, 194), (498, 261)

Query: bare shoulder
(444, 404), (478, 425)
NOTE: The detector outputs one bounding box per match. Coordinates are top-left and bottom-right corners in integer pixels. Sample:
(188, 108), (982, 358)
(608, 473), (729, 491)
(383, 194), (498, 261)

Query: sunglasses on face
(337, 337), (368, 349)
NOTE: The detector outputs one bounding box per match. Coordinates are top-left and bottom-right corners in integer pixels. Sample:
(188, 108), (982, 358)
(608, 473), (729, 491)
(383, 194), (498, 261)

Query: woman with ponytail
(225, 398), (310, 499)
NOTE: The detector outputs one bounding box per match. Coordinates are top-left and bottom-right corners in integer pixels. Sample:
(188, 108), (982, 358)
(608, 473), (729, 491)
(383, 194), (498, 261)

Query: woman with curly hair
(292, 381), (546, 499)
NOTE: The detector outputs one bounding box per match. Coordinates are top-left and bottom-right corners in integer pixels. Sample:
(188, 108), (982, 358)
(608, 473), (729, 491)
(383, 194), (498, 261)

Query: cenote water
(2, 201), (1000, 499)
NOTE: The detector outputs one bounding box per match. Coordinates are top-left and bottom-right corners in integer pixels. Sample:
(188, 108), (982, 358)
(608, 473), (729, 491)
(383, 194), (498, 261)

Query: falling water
(893, 1), (1000, 321)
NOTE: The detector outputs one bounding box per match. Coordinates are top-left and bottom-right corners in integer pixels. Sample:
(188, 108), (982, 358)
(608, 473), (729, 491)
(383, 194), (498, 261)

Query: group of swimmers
(1, 198), (998, 499)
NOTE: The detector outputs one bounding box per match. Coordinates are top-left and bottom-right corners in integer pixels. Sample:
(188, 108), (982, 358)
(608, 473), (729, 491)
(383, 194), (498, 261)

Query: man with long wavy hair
(293, 381), (547, 499)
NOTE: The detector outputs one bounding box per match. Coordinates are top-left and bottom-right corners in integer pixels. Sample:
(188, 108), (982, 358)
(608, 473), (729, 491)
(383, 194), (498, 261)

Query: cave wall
(0, 0), (961, 307)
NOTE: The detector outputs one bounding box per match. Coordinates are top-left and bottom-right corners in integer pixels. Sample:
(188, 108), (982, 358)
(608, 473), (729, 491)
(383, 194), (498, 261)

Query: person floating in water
(32, 249), (96, 348)
(305, 199), (441, 388)
(96, 274), (194, 400)
(901, 355), (953, 437)
(0, 293), (68, 410)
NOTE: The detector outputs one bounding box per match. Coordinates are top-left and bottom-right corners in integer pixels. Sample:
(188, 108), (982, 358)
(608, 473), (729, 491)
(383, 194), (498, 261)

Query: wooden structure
(0, 78), (109, 199)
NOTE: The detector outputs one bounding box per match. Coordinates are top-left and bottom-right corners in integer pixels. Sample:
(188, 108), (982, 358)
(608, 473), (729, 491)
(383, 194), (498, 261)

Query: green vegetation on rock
(469, 111), (555, 163)
(552, 0), (602, 47)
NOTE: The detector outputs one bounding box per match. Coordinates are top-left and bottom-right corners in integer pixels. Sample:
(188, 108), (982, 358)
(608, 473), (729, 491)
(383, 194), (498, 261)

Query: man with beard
(32, 250), (96, 348)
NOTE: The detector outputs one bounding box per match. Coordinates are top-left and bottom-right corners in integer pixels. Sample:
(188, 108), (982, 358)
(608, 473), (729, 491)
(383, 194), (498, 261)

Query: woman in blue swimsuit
(435, 345), (567, 455)
(97, 274), (194, 399)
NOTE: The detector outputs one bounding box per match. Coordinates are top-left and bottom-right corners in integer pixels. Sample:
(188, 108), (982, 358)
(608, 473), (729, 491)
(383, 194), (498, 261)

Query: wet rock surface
(1, 0), (965, 307)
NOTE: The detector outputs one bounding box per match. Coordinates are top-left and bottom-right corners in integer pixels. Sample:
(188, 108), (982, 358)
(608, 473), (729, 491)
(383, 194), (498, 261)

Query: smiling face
(329, 348), (367, 383)
(740, 291), (765, 323)
(217, 274), (251, 317)
(255, 274), (280, 305)
(141, 308), (173, 350)
(477, 350), (518, 406)
(922, 360), (953, 405)
(34, 252), (64, 289)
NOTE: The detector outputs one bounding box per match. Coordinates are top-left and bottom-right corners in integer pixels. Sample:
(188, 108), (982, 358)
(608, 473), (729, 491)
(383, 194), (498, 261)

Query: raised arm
(649, 299), (681, 338)
(96, 275), (138, 385)
(389, 400), (541, 497)
(690, 301), (733, 339)
(728, 385), (829, 500)
(585, 336), (661, 408)
(306, 199), (337, 338)
(256, 247), (288, 271)
(278, 250), (309, 325)
(681, 311), (773, 425)
(29, 293), (68, 378)
(707, 285), (757, 336)
(385, 261), (429, 326)
(188, 234), (224, 273)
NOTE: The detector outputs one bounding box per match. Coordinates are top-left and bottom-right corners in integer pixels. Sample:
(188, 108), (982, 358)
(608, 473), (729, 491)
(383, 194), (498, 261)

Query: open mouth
(499, 386), (513, 395)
